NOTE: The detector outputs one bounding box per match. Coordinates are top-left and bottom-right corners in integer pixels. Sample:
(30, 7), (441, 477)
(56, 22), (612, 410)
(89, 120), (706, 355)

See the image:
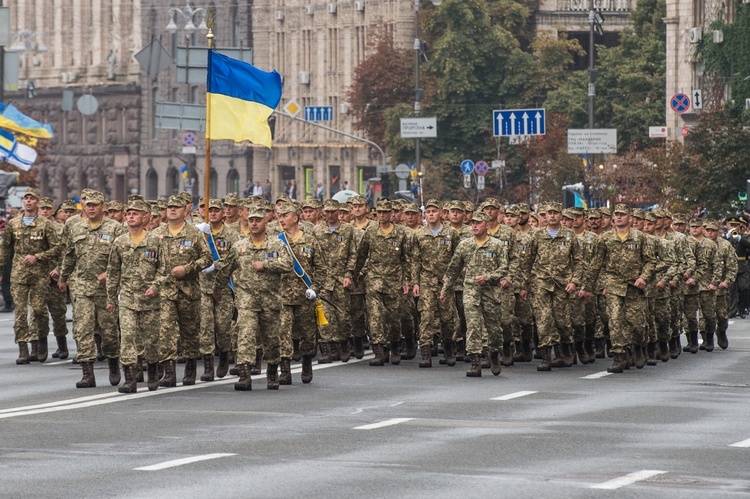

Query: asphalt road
(1, 306), (749, 498)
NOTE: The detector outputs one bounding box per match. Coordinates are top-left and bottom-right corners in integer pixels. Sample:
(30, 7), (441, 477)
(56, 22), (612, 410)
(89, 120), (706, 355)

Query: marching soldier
(705, 219), (737, 349)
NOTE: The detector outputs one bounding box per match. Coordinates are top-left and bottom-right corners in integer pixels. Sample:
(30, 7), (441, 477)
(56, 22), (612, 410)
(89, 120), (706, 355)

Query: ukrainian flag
(0, 103), (53, 139)
(206, 52), (282, 149)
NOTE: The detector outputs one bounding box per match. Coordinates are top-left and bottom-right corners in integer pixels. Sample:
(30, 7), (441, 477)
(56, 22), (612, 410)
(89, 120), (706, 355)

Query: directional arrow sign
(400, 117), (437, 138)
(493, 109), (545, 137)
(305, 106), (334, 122)
(692, 89), (703, 110)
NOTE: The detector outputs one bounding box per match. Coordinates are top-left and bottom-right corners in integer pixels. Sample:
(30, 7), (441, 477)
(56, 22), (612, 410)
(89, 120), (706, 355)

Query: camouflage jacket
(199, 224), (241, 294)
(441, 236), (512, 302)
(106, 231), (162, 310)
(513, 227), (537, 291)
(60, 217), (124, 296)
(714, 237), (738, 295)
(152, 223), (213, 301)
(522, 226), (584, 293)
(0, 215), (60, 285)
(587, 228), (655, 297)
(312, 222), (357, 290)
(683, 235), (703, 295)
(412, 224), (460, 288)
(354, 223), (414, 293)
(278, 230), (328, 305)
(695, 236), (722, 292)
(213, 235), (291, 311)
(666, 230), (695, 282)
(644, 234), (678, 298)
(350, 224), (368, 295)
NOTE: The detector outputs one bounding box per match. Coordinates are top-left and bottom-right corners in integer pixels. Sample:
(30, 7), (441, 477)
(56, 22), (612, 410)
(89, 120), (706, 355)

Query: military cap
(726, 216), (740, 225)
(208, 198), (223, 210)
(275, 193), (291, 204)
(375, 199), (393, 212)
(349, 195), (368, 206)
(322, 199), (341, 212)
(613, 203), (630, 215)
(587, 208), (601, 219)
(223, 195), (240, 206)
(263, 200), (276, 211)
(740, 216), (748, 225)
(198, 197), (208, 207)
(652, 208), (666, 219)
(106, 200), (125, 212)
(338, 202), (351, 212)
(561, 208), (576, 220)
(151, 206), (161, 217)
(126, 200), (151, 213)
(24, 188), (41, 200)
(688, 218), (703, 227)
(662, 209), (673, 219)
(537, 202), (550, 213)
(178, 192), (193, 204)
(390, 199), (404, 211)
(482, 198), (501, 209)
(529, 212), (539, 221)
(128, 194), (145, 203)
(644, 212), (657, 222)
(516, 203), (531, 214)
(704, 219), (720, 230)
(403, 203), (420, 214)
(157, 199), (168, 210)
(672, 214), (687, 224)
(470, 212), (490, 223)
(569, 206), (585, 216)
(505, 205), (521, 215)
(546, 202), (563, 213)
(80, 188), (95, 199)
(61, 199), (78, 211)
(277, 201), (301, 215)
(447, 200), (465, 211)
(167, 195), (186, 208)
(463, 201), (475, 212)
(631, 208), (645, 219)
(247, 208), (266, 219)
(39, 197), (54, 209)
(599, 207), (612, 217)
(424, 198), (441, 210)
(301, 199), (318, 209)
(85, 191), (105, 205)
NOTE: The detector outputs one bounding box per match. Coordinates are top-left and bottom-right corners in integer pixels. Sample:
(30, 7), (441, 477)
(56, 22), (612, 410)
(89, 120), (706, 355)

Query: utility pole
(0, 0), (5, 105)
(588, 0), (595, 129)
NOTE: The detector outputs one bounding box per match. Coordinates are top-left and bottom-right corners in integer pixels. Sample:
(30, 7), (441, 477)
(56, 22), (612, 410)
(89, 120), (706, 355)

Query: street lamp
(165, 2), (209, 36)
(9, 30), (47, 100)
(414, 0), (441, 208)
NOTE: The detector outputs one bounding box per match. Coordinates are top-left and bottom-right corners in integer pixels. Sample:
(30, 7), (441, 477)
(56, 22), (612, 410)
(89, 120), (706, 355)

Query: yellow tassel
(315, 300), (329, 326)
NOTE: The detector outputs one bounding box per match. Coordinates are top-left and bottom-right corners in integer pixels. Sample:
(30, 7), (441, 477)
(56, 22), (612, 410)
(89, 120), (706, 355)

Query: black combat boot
(108, 357), (121, 386)
(250, 349), (262, 375)
(455, 339), (466, 362)
(501, 341), (514, 367)
(53, 336), (69, 360)
(353, 337), (365, 359)
(443, 340), (456, 366)
(301, 355), (313, 384)
(561, 343), (574, 366)
(118, 366), (138, 393)
(37, 337), (48, 362)
(217, 351), (230, 378)
(585, 339), (596, 363)
(521, 338), (534, 362)
(200, 354), (215, 381)
(658, 341), (670, 362)
(369, 344), (385, 366)
(95, 334), (105, 362)
(29, 340), (39, 362)
(404, 336), (417, 360)
(574, 340), (590, 365)
(607, 354), (626, 373)
(16, 343), (30, 365)
(699, 331), (707, 350)
(594, 338), (605, 359)
(716, 330), (729, 350)
(234, 364), (252, 391)
(160, 360), (177, 387)
(646, 342), (658, 366)
(418, 345), (432, 368)
(340, 340), (351, 363)
(266, 363), (279, 390)
(466, 353), (482, 377)
(550, 345), (566, 368)
(292, 339), (302, 361)
(704, 332), (715, 352)
(689, 331), (699, 354)
(513, 341), (525, 363)
(182, 358), (197, 386)
(390, 341), (402, 365)
(480, 347), (490, 368)
(318, 342), (332, 364)
(489, 351), (502, 376)
(147, 363), (160, 391)
(76, 362), (96, 388)
(537, 346), (552, 372)
(279, 359), (292, 385)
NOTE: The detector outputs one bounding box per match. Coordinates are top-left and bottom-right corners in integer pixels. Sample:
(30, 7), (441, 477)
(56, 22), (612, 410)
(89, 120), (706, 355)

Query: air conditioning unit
(299, 71), (310, 85)
(354, 1), (365, 11)
(339, 103), (349, 114)
(689, 27), (702, 43)
(305, 4), (314, 15)
(328, 3), (337, 14)
(712, 30), (724, 43)
(275, 9), (284, 20)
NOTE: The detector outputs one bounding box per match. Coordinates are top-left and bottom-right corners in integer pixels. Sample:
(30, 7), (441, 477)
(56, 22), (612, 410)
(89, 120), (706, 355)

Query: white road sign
(400, 117), (437, 138)
(567, 129), (617, 154)
(649, 126), (668, 138)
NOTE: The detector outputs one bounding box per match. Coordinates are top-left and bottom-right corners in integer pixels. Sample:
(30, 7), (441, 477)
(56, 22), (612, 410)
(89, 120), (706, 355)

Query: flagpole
(204, 9), (215, 213)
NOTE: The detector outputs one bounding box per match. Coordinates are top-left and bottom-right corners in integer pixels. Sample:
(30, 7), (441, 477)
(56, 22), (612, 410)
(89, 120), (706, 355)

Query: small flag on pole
(206, 52), (282, 149)
(0, 103), (54, 139)
(0, 129), (38, 171)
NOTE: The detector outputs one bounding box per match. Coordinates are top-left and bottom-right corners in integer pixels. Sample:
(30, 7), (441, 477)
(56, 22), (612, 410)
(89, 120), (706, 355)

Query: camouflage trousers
(11, 280), (49, 344)
(364, 290), (401, 346)
(513, 293), (534, 343)
(531, 285), (573, 347)
(319, 285), (352, 343)
(645, 297), (657, 343)
(716, 293), (729, 334)
(497, 287), (518, 343)
(400, 292), (417, 342)
(119, 307), (159, 366)
(683, 292), (701, 333)
(199, 289), (234, 355)
(653, 296), (672, 343)
(160, 295), (201, 361)
(670, 288), (685, 339)
(452, 290), (467, 342)
(236, 306), (280, 365)
(45, 281), (68, 338)
(73, 294), (119, 362)
(349, 292), (368, 339)
(280, 301), (317, 358)
(416, 285), (454, 347)
(699, 290), (717, 335)
(606, 286), (647, 354)
(595, 292), (609, 340)
(570, 294), (587, 342)
(464, 289), (502, 355)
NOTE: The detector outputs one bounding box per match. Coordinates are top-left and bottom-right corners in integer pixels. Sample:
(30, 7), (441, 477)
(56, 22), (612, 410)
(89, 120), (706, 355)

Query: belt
(738, 257), (747, 261)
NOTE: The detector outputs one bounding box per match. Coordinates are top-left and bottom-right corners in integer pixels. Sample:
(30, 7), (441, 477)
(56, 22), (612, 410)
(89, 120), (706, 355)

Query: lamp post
(587, 2), (604, 129)
(9, 30), (46, 100)
(413, 0), (441, 208)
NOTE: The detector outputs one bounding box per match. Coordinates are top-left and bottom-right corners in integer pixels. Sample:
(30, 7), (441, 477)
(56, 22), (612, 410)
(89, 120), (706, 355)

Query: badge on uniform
(485, 251), (495, 258)
(440, 239), (451, 247)
(179, 240), (193, 249)
(337, 236), (343, 243)
(97, 233), (112, 242)
(143, 250), (157, 260)
(265, 251), (279, 259)
(302, 247), (312, 257)
(391, 241), (401, 249)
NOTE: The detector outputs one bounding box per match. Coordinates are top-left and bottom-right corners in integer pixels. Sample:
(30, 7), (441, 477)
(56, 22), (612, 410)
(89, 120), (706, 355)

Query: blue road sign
(304, 106), (334, 121)
(670, 93), (691, 114)
(460, 159), (475, 174)
(474, 161), (489, 176)
(493, 109), (546, 137)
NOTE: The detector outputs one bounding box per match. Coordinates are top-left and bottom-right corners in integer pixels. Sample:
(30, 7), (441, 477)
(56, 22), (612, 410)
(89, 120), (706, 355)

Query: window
(146, 168), (158, 199)
(227, 169), (240, 195)
(210, 168), (218, 198)
(167, 167), (180, 196)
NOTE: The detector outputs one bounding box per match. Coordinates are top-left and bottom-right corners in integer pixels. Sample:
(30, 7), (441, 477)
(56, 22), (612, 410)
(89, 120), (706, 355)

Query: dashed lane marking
(581, 371), (613, 379)
(353, 418), (415, 430)
(134, 453), (237, 471)
(491, 391), (538, 401)
(590, 470), (667, 490)
(729, 438), (750, 448)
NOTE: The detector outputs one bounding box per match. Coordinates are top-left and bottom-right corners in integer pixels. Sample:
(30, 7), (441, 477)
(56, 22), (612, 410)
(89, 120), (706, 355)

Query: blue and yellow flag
(0, 103), (53, 139)
(206, 52), (282, 149)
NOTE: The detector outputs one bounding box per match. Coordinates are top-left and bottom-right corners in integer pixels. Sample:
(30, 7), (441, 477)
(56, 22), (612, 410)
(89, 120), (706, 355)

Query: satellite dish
(77, 94), (99, 115)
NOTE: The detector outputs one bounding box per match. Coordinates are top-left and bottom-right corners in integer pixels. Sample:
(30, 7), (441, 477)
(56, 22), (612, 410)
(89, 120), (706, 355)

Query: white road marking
(134, 453), (237, 471)
(0, 355), (373, 419)
(729, 438), (750, 448)
(353, 418), (415, 430)
(43, 360), (73, 366)
(728, 320), (735, 325)
(491, 391), (538, 401)
(389, 402), (404, 407)
(591, 470), (667, 489)
(581, 371), (613, 379)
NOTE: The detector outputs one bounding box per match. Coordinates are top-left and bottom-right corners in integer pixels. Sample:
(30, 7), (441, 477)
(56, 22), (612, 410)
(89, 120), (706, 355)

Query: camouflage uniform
(644, 221), (678, 352)
(696, 228), (722, 346)
(349, 215), (371, 346)
(512, 222), (537, 353)
(486, 211), (519, 345)
(665, 217), (694, 350)
(713, 232), (737, 345)
(59, 208), (124, 363)
(681, 223), (704, 349)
